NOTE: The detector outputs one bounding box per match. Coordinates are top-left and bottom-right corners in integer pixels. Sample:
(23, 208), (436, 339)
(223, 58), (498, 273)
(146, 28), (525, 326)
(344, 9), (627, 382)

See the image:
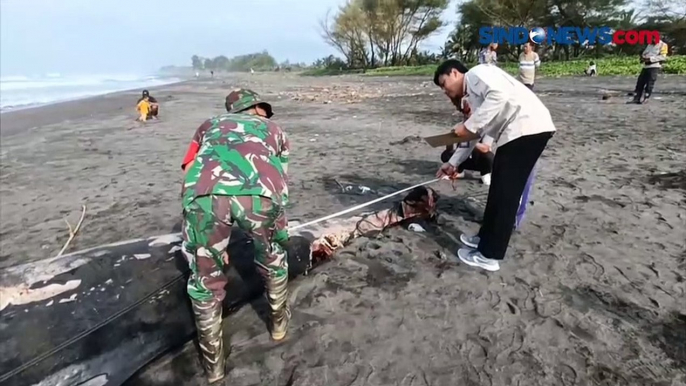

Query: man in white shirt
(518, 42), (540, 90)
(432, 59), (556, 272)
(629, 39), (669, 104)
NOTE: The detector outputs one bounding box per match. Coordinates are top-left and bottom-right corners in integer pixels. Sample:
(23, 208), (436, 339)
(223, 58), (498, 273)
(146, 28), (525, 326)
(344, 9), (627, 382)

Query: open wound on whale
(303, 186), (439, 269)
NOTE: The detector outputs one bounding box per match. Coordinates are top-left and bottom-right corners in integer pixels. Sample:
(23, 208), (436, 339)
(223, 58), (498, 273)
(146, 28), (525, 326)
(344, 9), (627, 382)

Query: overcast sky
(0, 0), (457, 76)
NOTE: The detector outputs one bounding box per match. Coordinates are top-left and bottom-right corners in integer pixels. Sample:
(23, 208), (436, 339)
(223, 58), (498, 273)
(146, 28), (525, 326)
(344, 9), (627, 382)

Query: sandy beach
(1, 72), (685, 385)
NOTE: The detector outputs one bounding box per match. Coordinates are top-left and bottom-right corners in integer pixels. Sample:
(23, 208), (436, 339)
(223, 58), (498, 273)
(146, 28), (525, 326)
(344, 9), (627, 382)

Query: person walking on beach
(518, 42), (540, 90)
(433, 59), (556, 272)
(628, 38), (668, 104)
(180, 88), (290, 383)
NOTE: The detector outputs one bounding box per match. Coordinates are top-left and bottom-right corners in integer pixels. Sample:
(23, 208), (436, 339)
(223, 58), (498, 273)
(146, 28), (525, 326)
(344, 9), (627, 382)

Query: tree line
(190, 51), (302, 72)
(317, 0), (685, 69)
(320, 0), (450, 68)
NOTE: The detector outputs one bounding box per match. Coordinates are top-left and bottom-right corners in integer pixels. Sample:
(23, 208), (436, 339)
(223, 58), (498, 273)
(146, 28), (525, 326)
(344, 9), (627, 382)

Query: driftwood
(56, 205), (86, 257)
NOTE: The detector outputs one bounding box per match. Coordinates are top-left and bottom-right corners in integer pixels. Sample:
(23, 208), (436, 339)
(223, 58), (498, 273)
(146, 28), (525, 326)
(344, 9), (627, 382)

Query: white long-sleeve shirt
(449, 135), (494, 167)
(642, 41), (668, 69)
(458, 64), (556, 152)
(518, 52), (540, 85)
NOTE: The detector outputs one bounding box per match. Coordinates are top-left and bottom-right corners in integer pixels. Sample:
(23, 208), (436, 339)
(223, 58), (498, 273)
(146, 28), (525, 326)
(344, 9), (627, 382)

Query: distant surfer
(180, 89), (289, 383)
(137, 90), (159, 119)
(433, 59), (556, 272)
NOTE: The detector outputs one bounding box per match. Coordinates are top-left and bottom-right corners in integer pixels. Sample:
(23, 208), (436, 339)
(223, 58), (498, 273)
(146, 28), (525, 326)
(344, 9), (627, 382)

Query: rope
(289, 178), (442, 232)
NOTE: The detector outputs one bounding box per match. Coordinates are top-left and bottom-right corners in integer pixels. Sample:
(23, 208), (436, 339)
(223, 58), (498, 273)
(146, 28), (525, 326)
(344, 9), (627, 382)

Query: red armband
(181, 141), (200, 170)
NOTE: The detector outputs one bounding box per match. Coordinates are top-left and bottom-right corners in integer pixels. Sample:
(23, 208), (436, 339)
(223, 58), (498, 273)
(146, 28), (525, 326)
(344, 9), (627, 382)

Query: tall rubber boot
(191, 298), (225, 384)
(266, 274), (291, 341)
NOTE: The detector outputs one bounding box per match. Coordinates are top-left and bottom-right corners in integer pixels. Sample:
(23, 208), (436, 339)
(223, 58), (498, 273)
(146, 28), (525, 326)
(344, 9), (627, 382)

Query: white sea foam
(0, 73), (181, 112)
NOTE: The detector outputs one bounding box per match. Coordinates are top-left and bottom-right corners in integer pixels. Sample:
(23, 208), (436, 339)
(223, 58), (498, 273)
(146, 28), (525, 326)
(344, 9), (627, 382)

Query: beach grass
(303, 55), (686, 77)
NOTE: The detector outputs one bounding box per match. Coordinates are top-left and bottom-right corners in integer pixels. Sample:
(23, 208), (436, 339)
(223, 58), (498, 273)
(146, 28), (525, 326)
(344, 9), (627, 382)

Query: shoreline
(0, 77), (186, 114)
(0, 79), (192, 137)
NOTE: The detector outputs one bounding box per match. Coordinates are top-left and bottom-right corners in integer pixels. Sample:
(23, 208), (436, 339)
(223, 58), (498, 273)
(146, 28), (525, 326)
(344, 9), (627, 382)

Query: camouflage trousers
(182, 195), (289, 303)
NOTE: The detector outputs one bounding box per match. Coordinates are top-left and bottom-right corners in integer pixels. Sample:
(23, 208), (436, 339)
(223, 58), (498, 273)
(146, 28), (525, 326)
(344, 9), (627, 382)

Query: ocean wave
(0, 74), (181, 111)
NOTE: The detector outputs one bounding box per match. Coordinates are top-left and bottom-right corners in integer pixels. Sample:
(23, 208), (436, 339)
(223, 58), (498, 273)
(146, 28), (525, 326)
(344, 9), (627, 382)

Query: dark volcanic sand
(1, 73), (685, 385)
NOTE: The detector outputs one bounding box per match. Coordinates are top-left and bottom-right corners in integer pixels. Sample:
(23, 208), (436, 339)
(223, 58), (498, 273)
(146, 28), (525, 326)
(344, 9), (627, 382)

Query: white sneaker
(481, 173), (491, 186)
(459, 234), (480, 249)
(457, 248), (500, 271)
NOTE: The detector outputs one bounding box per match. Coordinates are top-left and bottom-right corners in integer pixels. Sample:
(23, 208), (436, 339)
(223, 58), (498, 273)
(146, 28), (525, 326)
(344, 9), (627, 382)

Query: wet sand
(1, 72), (685, 385)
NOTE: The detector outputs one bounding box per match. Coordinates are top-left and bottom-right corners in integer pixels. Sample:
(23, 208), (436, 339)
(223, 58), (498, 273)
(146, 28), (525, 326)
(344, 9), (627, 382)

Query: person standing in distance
(628, 37), (669, 104)
(479, 43), (499, 65)
(433, 60), (556, 272)
(518, 42), (541, 90)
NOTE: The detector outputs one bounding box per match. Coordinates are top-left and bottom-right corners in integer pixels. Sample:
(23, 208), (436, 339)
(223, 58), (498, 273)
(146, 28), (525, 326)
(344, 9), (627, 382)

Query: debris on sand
(279, 85), (385, 104)
(648, 170), (686, 190)
(389, 135), (422, 145)
(408, 223), (426, 232)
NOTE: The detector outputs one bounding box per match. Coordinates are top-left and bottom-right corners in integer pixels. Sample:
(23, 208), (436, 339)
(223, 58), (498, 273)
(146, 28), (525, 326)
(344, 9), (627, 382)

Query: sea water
(0, 73), (182, 112)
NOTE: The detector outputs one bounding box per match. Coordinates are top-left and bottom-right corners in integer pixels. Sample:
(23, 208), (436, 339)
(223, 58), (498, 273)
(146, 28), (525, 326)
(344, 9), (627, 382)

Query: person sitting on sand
(442, 97), (493, 185)
(136, 95), (150, 121)
(441, 138), (493, 186)
(433, 59), (556, 272)
(585, 61), (597, 76)
(180, 88), (289, 384)
(137, 90), (159, 119)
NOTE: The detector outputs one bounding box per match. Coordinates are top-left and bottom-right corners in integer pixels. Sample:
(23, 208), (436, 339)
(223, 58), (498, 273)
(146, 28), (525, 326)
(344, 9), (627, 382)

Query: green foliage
(301, 67), (365, 76)
(321, 0), (450, 68)
(444, 0), (685, 61)
(191, 55), (203, 70)
(226, 51), (277, 71)
(360, 55), (686, 76)
(188, 51), (278, 73)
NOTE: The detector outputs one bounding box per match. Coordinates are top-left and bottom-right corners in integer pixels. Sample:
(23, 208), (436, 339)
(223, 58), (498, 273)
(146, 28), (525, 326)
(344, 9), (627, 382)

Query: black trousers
(478, 132), (553, 260)
(633, 68), (658, 99)
(441, 146), (494, 175)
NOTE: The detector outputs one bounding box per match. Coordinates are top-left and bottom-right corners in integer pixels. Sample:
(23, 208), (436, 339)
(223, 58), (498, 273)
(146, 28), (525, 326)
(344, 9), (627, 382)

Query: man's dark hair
(433, 60), (469, 86)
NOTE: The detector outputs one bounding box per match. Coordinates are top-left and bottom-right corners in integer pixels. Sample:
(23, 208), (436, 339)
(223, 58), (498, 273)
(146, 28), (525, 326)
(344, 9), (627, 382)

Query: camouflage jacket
(182, 113), (290, 208)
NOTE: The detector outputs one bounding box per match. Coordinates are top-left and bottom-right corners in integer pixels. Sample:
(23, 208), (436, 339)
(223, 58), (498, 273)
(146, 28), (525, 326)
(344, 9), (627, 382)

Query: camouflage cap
(225, 88), (273, 118)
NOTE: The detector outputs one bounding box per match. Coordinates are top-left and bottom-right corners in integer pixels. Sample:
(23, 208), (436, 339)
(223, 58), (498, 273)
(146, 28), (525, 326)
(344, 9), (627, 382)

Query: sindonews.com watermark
(479, 26), (661, 46)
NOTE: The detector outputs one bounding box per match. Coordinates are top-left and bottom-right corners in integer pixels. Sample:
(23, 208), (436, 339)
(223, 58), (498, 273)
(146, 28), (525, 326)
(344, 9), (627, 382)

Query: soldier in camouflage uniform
(180, 89), (290, 383)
